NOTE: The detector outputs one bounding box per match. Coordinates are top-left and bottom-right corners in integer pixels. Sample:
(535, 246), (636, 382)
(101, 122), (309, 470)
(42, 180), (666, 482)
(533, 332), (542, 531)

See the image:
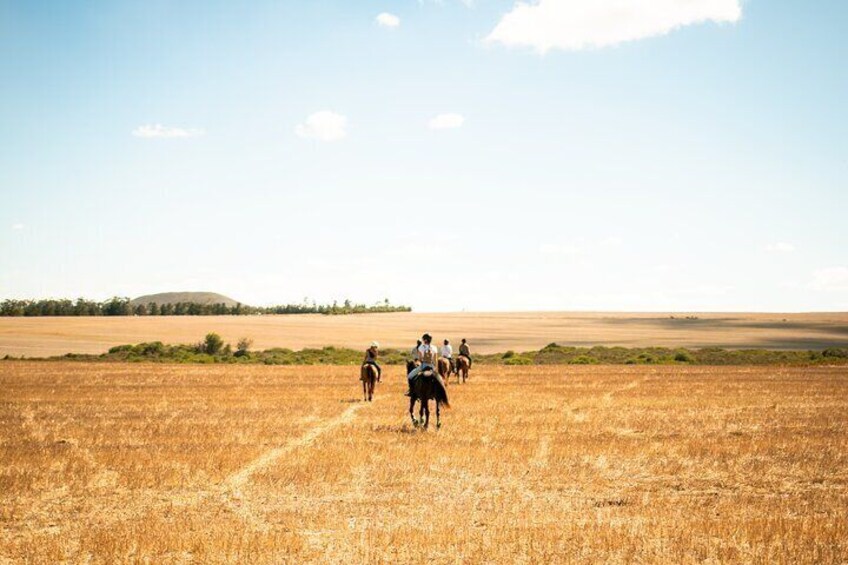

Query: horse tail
(435, 377), (450, 409)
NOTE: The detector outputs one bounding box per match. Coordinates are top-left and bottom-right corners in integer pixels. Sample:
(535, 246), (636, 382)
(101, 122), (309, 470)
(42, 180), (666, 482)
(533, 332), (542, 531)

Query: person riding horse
(406, 333), (438, 397)
(459, 338), (472, 367)
(362, 341), (381, 382)
(440, 339), (454, 374)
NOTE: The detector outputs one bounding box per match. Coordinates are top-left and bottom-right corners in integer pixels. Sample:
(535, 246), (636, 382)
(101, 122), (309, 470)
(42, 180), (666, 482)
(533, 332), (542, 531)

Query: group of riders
(361, 333), (473, 395)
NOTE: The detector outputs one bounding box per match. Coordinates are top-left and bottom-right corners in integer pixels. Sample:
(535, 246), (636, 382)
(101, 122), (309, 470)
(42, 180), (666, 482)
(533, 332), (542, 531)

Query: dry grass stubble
(1, 362), (846, 563)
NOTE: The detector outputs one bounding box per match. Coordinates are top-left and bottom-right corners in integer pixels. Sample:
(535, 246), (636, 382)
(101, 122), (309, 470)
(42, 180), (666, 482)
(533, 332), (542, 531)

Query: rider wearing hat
(363, 341), (381, 382)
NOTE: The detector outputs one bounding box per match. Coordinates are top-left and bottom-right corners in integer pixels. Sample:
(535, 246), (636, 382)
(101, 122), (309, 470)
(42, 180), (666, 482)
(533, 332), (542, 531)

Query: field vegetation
(13, 334), (848, 367)
(1, 362), (846, 563)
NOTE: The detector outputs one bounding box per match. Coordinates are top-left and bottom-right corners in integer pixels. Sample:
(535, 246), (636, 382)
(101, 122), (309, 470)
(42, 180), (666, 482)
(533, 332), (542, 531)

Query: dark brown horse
(455, 355), (470, 384)
(409, 368), (450, 429)
(360, 363), (378, 402)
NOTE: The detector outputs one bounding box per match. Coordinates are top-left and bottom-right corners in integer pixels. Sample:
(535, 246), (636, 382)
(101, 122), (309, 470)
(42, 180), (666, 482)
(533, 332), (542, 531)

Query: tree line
(0, 298), (412, 317)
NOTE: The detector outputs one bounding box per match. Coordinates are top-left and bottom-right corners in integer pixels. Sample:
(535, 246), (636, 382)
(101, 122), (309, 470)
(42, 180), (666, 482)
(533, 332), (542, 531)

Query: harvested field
(2, 311), (848, 358)
(1, 362), (846, 563)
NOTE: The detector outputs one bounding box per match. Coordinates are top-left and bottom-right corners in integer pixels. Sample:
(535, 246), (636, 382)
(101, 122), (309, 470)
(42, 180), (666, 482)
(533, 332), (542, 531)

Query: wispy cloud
(486, 0), (742, 54)
(428, 113), (465, 130)
(132, 124), (204, 138)
(11, 223), (24, 230)
(376, 12), (400, 28)
(295, 110), (348, 142)
(765, 242), (796, 253)
(808, 267), (848, 292)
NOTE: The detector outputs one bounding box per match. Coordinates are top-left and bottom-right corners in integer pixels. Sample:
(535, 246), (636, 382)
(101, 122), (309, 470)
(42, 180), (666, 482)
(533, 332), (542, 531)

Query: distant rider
(363, 341), (381, 382)
(406, 334), (438, 396)
(459, 338), (472, 367)
(441, 339), (454, 373)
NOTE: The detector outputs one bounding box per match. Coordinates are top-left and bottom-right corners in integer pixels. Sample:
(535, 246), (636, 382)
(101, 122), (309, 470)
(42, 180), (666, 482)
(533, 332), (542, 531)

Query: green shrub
(673, 350), (695, 363)
(136, 341), (165, 356)
(504, 356), (532, 365)
(569, 355), (598, 365)
(502, 350), (515, 359)
(203, 333), (224, 355)
(236, 337), (253, 357)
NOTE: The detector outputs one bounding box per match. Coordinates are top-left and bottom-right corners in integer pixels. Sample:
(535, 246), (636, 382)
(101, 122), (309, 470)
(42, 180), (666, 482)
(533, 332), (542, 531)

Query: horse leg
(420, 399), (427, 429)
(436, 401), (441, 429)
(362, 379), (367, 401)
(409, 396), (417, 427)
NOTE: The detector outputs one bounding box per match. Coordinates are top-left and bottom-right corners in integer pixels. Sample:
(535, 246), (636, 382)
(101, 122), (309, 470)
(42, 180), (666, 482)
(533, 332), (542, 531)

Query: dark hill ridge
(130, 292), (241, 307)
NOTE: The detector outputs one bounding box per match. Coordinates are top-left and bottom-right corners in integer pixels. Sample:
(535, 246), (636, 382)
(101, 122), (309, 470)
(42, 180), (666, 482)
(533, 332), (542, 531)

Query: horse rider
(406, 333), (438, 396)
(362, 341), (381, 382)
(441, 339), (454, 373)
(410, 339), (422, 363)
(406, 339), (422, 374)
(459, 338), (472, 367)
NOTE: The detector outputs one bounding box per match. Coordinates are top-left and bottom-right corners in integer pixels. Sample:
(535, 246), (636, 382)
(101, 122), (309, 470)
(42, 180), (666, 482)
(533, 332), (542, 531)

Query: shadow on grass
(371, 424), (419, 434)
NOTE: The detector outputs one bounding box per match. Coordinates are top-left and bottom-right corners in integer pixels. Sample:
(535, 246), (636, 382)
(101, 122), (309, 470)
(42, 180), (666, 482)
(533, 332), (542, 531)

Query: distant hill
(130, 292), (242, 307)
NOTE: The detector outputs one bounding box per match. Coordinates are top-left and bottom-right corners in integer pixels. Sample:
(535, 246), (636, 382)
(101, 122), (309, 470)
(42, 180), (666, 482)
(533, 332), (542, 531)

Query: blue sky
(1, 0), (846, 311)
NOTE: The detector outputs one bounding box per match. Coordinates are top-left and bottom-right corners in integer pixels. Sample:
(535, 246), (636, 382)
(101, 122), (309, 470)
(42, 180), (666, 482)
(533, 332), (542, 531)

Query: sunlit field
(3, 311), (848, 358)
(2, 362), (846, 563)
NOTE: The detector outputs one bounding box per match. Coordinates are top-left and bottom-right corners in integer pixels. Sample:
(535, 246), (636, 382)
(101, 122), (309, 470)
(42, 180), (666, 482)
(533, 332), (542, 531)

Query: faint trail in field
(224, 401), (366, 491)
(219, 398), (378, 533)
(603, 379), (642, 405)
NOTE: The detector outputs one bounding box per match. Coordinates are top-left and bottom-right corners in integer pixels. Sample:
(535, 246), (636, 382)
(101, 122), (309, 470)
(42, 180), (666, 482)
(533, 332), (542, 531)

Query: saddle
(408, 367), (437, 386)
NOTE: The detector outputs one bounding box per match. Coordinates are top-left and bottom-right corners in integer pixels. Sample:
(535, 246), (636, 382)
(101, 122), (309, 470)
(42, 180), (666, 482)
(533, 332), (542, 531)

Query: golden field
(1, 362), (846, 563)
(2, 311), (848, 358)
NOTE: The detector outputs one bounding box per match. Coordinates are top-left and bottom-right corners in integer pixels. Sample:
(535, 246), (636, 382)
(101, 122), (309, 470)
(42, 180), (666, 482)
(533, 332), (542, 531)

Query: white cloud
(132, 124), (204, 138)
(376, 12), (400, 28)
(486, 0), (742, 53)
(295, 111), (348, 142)
(765, 242), (796, 253)
(808, 267), (848, 292)
(11, 223), (24, 230)
(428, 113), (465, 130)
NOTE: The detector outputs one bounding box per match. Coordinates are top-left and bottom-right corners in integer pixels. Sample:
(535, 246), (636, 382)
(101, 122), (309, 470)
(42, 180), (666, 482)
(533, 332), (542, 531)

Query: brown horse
(409, 368), (450, 429)
(455, 355), (470, 384)
(360, 363), (378, 402)
(437, 357), (452, 385)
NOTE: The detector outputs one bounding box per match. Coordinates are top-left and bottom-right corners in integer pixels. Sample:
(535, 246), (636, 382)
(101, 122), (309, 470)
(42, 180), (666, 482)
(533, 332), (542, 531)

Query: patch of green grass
(12, 338), (848, 366)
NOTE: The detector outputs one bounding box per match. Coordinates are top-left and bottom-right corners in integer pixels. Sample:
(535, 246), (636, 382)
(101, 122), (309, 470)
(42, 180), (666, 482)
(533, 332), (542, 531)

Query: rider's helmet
(370, 341), (379, 348)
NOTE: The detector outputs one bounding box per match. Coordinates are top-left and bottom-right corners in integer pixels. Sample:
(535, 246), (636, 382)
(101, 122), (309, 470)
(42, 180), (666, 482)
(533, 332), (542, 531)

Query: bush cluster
(35, 339), (846, 367)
